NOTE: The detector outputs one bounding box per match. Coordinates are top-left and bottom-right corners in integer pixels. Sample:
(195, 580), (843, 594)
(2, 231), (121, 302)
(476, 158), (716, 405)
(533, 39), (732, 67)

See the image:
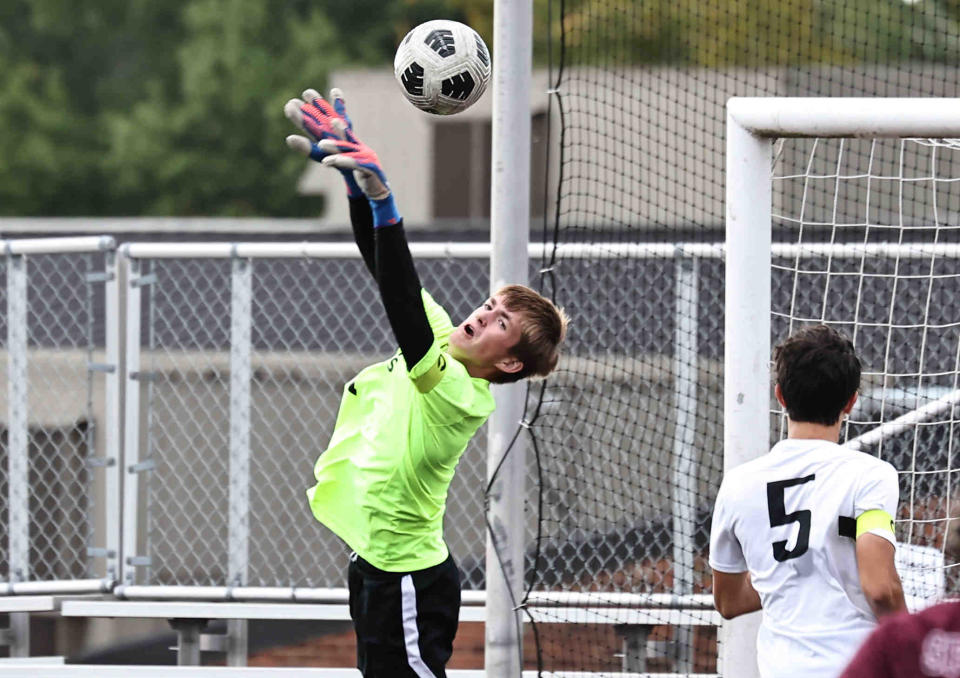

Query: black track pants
(348, 552), (461, 678)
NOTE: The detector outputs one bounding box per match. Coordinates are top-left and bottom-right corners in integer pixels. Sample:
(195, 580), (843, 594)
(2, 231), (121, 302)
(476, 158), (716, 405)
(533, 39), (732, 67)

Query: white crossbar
(729, 97), (960, 138)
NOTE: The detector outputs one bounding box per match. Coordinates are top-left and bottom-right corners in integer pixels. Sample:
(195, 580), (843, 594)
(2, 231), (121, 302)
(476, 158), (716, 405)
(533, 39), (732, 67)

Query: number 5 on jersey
(767, 474), (816, 562)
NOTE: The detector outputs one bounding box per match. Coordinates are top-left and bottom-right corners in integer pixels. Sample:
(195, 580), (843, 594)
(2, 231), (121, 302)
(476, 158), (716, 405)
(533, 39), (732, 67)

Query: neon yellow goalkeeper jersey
(306, 289), (495, 572)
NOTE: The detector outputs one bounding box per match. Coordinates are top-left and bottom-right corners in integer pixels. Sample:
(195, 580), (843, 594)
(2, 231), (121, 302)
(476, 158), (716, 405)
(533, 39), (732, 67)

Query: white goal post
(724, 97), (960, 678)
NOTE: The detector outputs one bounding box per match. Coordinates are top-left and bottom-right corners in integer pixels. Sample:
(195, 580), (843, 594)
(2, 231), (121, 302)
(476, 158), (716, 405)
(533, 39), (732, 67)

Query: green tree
(0, 0), (957, 216)
(0, 0), (126, 215)
(0, 0), (349, 216)
(104, 0), (345, 215)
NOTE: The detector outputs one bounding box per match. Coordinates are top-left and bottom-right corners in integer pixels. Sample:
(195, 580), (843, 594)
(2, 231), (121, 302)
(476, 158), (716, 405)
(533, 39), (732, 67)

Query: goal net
(519, 0), (960, 674)
(723, 97), (960, 672)
(770, 134), (960, 606)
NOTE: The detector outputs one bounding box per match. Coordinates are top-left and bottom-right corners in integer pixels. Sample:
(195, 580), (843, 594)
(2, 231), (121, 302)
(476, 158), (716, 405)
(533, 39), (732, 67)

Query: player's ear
(496, 356), (523, 375)
(842, 391), (858, 414)
(774, 383), (787, 408)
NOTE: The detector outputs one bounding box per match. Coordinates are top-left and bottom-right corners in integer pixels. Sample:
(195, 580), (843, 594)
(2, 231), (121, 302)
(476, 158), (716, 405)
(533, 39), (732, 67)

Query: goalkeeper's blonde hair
(491, 284), (568, 384)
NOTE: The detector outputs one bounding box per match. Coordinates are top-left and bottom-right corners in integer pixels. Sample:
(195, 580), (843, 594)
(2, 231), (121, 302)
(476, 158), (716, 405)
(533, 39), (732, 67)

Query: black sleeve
(348, 196), (376, 277)
(374, 221), (434, 370)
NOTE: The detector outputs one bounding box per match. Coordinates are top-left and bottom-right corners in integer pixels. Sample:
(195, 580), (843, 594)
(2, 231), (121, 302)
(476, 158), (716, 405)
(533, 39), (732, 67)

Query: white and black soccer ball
(394, 20), (491, 115)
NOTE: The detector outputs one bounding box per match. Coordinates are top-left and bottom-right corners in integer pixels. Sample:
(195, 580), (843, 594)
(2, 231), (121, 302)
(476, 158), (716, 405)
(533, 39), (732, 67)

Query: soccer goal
(725, 98), (960, 676)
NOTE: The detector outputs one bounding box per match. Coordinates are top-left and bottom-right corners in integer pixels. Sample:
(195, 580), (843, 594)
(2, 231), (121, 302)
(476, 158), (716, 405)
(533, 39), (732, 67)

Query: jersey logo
(438, 354), (446, 371)
(767, 474), (816, 562)
(348, 383), (357, 396)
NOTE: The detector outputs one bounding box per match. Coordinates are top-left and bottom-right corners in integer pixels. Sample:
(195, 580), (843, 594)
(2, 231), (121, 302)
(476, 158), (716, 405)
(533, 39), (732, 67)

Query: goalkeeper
(285, 88), (567, 678)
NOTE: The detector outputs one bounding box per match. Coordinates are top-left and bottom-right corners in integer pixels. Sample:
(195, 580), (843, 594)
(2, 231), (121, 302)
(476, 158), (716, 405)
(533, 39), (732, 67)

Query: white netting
(772, 136), (960, 605)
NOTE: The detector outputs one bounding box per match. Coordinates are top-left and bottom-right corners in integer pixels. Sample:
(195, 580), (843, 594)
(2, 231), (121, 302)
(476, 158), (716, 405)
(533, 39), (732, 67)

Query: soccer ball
(394, 20), (491, 115)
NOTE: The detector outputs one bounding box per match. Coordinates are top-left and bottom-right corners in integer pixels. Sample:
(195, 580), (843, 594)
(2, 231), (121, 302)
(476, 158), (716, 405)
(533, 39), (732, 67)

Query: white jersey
(709, 438), (899, 678)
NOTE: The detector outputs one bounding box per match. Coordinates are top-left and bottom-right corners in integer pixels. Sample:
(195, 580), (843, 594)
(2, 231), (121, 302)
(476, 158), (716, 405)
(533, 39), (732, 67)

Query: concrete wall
(303, 65), (960, 232)
(299, 68), (554, 229)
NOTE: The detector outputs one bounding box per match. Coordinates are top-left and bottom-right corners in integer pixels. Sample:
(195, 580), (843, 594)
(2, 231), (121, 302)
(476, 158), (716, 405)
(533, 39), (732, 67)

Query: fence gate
(0, 236), (120, 595)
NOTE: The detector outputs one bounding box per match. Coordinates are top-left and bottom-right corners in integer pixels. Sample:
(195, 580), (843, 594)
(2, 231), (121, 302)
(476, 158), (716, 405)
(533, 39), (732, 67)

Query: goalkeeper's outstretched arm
(347, 196), (376, 278)
(284, 88), (433, 369)
(284, 88), (376, 277)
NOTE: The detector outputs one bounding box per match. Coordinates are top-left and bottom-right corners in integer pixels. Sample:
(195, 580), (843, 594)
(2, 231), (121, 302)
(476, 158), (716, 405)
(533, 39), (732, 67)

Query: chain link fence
(0, 237), (119, 592)
(526, 251), (725, 599)
(0, 238), (724, 601)
(115, 242), (727, 604)
(12, 232), (949, 610)
(7, 229), (953, 675)
(120, 244), (507, 590)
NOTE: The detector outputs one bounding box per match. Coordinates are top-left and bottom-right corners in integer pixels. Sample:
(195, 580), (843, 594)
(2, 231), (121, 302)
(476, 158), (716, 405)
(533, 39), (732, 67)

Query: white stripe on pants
(401, 574), (437, 678)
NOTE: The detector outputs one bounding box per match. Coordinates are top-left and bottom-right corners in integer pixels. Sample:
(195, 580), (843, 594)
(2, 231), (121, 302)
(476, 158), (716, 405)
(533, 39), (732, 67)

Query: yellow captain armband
(411, 343), (448, 394)
(856, 509), (895, 540)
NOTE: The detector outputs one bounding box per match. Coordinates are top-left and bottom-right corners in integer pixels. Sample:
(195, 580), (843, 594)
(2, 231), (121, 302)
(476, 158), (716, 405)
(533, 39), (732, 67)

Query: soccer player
(284, 88), (567, 678)
(709, 324), (906, 678)
(839, 507), (960, 678)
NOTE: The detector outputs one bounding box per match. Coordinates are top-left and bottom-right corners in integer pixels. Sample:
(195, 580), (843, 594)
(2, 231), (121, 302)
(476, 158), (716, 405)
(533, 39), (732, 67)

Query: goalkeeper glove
(319, 139), (400, 227)
(284, 88), (362, 198)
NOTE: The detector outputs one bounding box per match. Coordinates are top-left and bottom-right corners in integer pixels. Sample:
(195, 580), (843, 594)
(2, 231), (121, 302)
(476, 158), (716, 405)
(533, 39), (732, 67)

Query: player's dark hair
(490, 284), (568, 384)
(774, 324), (861, 426)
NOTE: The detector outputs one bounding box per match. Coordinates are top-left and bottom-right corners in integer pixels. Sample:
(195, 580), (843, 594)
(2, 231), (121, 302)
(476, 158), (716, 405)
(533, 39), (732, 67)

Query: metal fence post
(486, 0), (532, 673)
(103, 250), (121, 583)
(7, 252), (29, 657)
(228, 254), (252, 666)
(121, 252), (145, 586)
(672, 253), (699, 672)
(7, 253), (28, 586)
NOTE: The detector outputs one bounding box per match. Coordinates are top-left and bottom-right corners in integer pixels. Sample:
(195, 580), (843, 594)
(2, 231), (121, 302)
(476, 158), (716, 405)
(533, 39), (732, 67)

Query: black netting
(493, 1), (960, 674)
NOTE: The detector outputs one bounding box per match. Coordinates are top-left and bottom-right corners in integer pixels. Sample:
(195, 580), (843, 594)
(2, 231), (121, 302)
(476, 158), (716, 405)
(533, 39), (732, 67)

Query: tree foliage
(0, 0), (954, 216)
(0, 0), (455, 216)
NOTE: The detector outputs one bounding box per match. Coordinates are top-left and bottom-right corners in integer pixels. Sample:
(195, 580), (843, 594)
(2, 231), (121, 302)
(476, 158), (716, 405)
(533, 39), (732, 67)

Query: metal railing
(115, 241), (718, 602)
(0, 236), (723, 673)
(1, 236), (119, 595)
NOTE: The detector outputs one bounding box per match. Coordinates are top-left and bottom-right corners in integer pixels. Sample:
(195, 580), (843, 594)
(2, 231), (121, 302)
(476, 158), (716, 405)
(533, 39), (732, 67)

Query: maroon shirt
(840, 601), (960, 678)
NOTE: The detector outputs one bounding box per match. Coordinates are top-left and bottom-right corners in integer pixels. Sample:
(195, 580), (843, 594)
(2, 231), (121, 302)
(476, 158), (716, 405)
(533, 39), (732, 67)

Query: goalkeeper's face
(449, 293), (524, 377)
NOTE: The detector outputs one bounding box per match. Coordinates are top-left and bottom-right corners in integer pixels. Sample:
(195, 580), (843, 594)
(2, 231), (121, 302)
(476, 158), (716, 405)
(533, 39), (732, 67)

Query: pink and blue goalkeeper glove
(319, 138), (401, 227)
(284, 88), (363, 198)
